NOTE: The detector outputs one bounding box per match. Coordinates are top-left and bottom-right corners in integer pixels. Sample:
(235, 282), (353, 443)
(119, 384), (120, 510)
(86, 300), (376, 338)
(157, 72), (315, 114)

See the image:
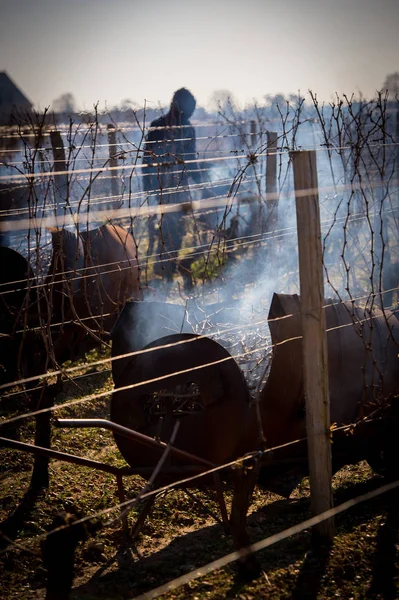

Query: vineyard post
(396, 99), (399, 204)
(107, 123), (119, 204)
(250, 119), (257, 147)
(50, 130), (68, 214)
(292, 149), (334, 543)
(266, 131), (278, 231)
(239, 121), (246, 147)
(249, 120), (261, 234)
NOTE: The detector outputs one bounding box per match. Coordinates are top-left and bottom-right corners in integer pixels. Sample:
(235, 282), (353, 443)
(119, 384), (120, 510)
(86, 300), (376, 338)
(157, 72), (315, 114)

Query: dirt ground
(2, 361), (399, 599)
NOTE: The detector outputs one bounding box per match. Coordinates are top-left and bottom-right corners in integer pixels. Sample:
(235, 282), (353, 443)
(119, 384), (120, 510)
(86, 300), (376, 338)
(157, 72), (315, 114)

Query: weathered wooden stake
(50, 130), (68, 213)
(266, 131), (278, 231)
(239, 122), (246, 148)
(250, 120), (257, 148)
(107, 124), (119, 203)
(248, 120), (262, 235)
(396, 100), (399, 201)
(292, 149), (334, 543)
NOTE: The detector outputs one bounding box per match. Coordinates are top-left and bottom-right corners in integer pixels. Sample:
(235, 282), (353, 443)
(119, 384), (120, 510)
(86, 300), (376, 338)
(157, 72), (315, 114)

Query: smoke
(2, 98), (398, 344)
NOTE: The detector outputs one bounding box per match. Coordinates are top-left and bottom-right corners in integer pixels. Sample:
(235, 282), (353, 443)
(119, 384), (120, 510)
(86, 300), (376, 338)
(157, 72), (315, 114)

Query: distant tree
(52, 93), (77, 114)
(119, 98), (139, 111)
(382, 72), (399, 97)
(264, 93), (287, 119)
(208, 89), (237, 115)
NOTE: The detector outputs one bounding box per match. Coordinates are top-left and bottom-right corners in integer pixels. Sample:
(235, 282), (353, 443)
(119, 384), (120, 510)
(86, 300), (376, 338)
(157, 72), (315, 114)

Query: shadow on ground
(71, 473), (399, 599)
(0, 486), (43, 550)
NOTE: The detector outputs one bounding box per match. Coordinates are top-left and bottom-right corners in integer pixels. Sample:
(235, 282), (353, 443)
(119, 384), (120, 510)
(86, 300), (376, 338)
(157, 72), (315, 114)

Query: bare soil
(1, 357), (399, 599)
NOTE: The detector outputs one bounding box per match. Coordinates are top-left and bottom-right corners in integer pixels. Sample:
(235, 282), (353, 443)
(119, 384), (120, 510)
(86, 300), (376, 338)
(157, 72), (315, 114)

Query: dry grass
(1, 349), (399, 599)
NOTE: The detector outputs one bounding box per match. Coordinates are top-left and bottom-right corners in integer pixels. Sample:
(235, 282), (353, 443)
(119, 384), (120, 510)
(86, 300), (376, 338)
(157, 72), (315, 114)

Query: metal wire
(132, 478), (399, 600)
(1, 296), (398, 412)
(0, 192), (397, 299)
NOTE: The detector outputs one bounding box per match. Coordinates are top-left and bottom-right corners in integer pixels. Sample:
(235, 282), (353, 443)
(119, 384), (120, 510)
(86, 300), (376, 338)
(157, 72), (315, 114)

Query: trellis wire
(2, 295), (398, 414)
(132, 478), (399, 600)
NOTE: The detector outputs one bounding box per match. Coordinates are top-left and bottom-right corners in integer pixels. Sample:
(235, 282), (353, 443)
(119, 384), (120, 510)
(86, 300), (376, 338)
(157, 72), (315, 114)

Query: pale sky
(1, 0), (398, 111)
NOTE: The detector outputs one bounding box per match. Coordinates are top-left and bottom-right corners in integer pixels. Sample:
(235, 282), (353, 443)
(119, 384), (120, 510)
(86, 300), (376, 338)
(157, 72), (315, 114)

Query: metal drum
(262, 293), (399, 426)
(111, 332), (249, 476)
(235, 293), (399, 492)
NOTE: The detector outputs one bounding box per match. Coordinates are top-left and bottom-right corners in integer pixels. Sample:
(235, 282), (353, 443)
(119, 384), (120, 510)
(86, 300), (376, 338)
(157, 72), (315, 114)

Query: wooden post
(292, 150), (334, 543)
(396, 100), (399, 203)
(392, 99), (399, 273)
(239, 122), (246, 148)
(250, 120), (257, 148)
(50, 130), (68, 213)
(266, 131), (278, 231)
(248, 120), (260, 235)
(107, 124), (119, 205)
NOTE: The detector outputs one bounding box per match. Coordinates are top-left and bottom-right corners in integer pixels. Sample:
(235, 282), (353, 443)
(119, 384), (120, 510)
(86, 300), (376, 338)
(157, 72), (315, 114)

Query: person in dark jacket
(142, 88), (203, 284)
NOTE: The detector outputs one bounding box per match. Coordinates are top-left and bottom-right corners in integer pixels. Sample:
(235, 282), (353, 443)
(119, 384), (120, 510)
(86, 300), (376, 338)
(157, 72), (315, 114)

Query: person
(142, 88), (203, 284)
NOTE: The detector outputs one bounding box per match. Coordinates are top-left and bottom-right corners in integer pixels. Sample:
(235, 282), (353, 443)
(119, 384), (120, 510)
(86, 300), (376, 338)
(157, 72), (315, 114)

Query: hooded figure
(142, 88), (201, 193)
(142, 88), (203, 284)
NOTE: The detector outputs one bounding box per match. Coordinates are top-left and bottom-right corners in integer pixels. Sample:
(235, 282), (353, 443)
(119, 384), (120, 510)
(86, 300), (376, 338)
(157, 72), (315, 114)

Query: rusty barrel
(237, 293), (399, 469)
(110, 300), (249, 478)
(0, 246), (39, 384)
(264, 293), (399, 422)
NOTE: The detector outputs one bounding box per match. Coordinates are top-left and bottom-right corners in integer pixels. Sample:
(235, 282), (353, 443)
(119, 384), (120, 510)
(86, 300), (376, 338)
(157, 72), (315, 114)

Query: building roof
(0, 71), (33, 124)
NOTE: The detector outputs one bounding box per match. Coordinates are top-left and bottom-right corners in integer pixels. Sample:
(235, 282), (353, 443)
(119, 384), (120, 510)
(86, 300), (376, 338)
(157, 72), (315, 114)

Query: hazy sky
(1, 0), (398, 111)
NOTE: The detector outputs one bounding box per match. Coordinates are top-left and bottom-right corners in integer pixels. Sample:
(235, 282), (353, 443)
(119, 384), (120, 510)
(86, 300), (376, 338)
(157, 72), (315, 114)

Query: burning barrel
(110, 295), (399, 488)
(235, 293), (399, 490)
(110, 301), (249, 477)
(261, 293), (399, 428)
